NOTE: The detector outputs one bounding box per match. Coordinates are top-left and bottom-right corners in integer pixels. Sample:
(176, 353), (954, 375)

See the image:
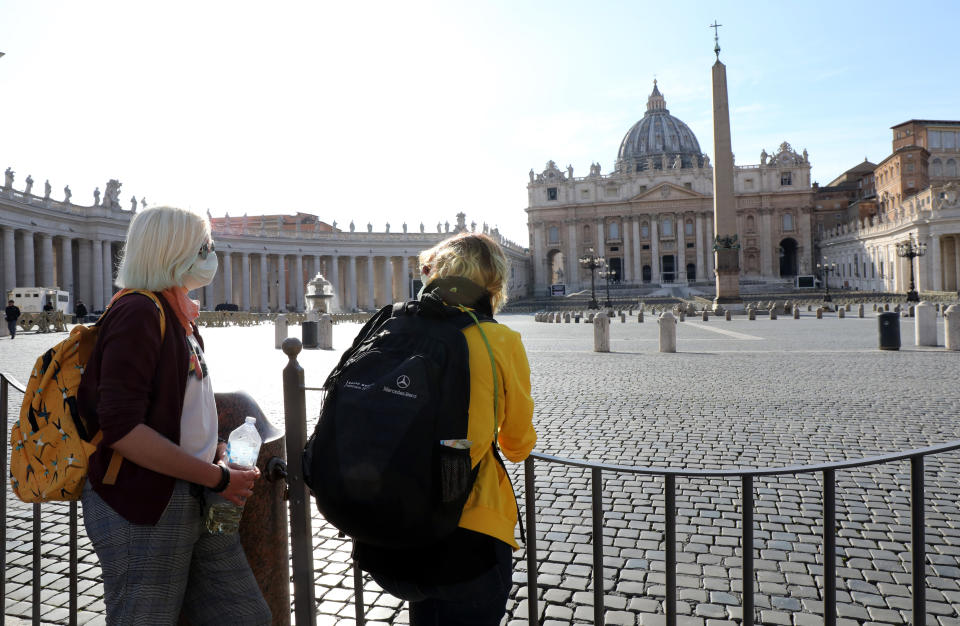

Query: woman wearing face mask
(78, 206), (270, 625)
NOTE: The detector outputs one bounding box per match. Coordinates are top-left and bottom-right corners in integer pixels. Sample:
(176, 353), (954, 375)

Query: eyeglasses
(199, 241), (216, 259)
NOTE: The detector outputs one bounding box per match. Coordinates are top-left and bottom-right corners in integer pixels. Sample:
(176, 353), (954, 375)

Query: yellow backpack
(10, 290), (166, 503)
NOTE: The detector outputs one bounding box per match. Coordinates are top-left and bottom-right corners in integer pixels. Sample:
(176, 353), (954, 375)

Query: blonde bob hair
(418, 232), (510, 313)
(115, 206), (212, 292)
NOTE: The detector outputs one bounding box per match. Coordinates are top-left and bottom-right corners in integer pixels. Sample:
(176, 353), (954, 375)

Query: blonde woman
(357, 232), (537, 625)
(78, 206), (270, 625)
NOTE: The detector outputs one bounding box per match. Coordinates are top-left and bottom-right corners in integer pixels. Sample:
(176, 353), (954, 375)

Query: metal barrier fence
(5, 345), (960, 626)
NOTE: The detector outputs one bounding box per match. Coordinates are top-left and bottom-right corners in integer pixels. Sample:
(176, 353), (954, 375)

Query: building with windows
(525, 82), (814, 296)
(818, 120), (960, 293)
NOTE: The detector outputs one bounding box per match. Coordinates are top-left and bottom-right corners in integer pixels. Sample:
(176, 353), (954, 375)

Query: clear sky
(1, 0), (958, 244)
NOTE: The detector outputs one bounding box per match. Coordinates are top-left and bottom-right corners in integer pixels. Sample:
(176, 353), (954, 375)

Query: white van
(6, 287), (71, 314)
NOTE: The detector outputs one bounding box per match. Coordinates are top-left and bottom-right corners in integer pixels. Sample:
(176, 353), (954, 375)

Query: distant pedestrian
(75, 300), (88, 323)
(5, 299), (21, 339)
(43, 302), (54, 312)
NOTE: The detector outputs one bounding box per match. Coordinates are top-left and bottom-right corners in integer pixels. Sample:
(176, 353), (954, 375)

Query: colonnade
(1, 225), (120, 312)
(200, 250), (421, 313)
(825, 233), (960, 294)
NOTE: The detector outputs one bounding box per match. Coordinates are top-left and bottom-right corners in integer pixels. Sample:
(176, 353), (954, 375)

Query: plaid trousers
(81, 480), (271, 626)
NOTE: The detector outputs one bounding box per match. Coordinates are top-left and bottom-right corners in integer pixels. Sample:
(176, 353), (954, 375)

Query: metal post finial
(710, 21), (722, 59)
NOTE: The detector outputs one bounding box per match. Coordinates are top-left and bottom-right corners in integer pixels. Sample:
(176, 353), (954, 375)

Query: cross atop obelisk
(710, 21), (742, 311)
(710, 20), (722, 59)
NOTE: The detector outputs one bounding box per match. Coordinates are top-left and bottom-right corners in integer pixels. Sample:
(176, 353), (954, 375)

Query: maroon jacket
(78, 291), (199, 525)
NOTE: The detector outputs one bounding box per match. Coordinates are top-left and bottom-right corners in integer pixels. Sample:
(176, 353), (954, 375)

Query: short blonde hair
(419, 232), (510, 312)
(115, 206), (211, 291)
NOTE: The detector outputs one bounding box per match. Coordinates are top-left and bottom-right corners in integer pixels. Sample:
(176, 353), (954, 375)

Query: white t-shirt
(180, 335), (218, 463)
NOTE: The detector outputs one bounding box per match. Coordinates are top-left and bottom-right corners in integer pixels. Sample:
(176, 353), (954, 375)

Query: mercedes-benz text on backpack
(303, 288), (494, 549)
(9, 290), (166, 503)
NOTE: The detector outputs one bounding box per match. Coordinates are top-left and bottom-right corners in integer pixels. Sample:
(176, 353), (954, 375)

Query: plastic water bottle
(204, 417), (261, 535)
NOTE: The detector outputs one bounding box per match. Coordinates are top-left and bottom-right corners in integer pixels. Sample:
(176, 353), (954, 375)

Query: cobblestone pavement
(4, 310), (960, 625)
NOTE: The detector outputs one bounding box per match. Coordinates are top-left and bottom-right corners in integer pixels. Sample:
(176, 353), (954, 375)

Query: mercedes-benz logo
(396, 375), (411, 389)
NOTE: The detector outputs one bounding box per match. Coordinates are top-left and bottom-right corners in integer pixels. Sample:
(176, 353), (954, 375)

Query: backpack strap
(94, 289), (168, 485)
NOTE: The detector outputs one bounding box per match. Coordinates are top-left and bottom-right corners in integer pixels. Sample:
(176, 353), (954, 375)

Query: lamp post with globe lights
(598, 263), (615, 309)
(816, 259), (837, 303)
(896, 236), (927, 303)
(579, 248), (603, 310)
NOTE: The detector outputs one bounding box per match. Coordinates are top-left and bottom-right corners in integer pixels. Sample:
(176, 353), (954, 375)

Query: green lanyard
(460, 307), (499, 441)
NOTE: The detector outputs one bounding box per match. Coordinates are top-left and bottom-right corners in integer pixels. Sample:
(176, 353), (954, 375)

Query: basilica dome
(616, 81), (704, 172)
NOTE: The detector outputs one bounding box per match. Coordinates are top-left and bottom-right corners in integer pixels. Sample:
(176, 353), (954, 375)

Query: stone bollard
(793, 306), (800, 319)
(564, 312), (571, 323)
(555, 312), (562, 323)
(637, 311), (644, 323)
(318, 314), (333, 349)
(884, 303), (890, 311)
(587, 312), (595, 323)
(575, 314), (581, 323)
(845, 303), (851, 312)
(702, 310), (709, 322)
(678, 312), (685, 322)
(858, 304), (864, 318)
(816, 307), (823, 319)
(807, 305), (812, 312)
(838, 308), (845, 319)
(593, 312), (610, 352)
(769, 308), (777, 320)
(915, 301), (937, 347)
(274, 314), (288, 349)
(725, 310), (732, 321)
(908, 305), (915, 318)
(659, 311), (677, 353)
(748, 308), (755, 321)
(945, 304), (960, 351)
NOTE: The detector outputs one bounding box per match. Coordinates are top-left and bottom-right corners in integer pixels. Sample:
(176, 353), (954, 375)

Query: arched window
(548, 226), (559, 244)
(641, 222), (650, 238)
(608, 221), (619, 240)
(947, 159), (959, 178)
(662, 218), (673, 237)
(782, 213), (794, 231)
(932, 159), (943, 177)
(685, 220), (694, 236)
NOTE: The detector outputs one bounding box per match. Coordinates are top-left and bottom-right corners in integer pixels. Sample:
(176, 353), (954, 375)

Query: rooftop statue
(25, 175), (34, 195)
(3, 167), (13, 188)
(44, 180), (51, 199)
(131, 196), (138, 211)
(63, 185), (72, 204)
(93, 187), (101, 206)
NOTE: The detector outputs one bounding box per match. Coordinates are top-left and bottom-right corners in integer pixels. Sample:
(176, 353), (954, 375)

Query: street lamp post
(598, 263), (614, 309)
(816, 259), (837, 303)
(579, 248), (603, 310)
(896, 236), (927, 303)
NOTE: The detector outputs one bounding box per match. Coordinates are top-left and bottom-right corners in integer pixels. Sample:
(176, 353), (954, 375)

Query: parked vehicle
(6, 287), (71, 314)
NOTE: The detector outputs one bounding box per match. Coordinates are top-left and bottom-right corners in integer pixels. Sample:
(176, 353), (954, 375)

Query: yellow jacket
(457, 320), (536, 549)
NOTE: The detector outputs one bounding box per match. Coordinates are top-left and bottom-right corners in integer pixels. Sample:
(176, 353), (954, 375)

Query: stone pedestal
(858, 304), (865, 318)
(838, 308), (845, 319)
(659, 311), (677, 353)
(593, 313), (610, 352)
(318, 314), (333, 350)
(944, 304), (959, 351)
(915, 302), (937, 347)
(274, 314), (288, 349)
(793, 306), (800, 319)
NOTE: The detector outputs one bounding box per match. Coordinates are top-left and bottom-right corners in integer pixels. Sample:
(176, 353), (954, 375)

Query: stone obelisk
(710, 23), (742, 311)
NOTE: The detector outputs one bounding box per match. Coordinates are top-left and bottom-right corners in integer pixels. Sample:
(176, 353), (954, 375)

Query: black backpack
(303, 288), (495, 549)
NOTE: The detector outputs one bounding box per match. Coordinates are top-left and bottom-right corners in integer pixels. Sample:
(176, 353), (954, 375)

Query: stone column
(759, 209), (773, 278)
(929, 236), (941, 292)
(622, 219), (632, 283)
(204, 280), (214, 310)
(348, 255), (358, 311)
(2, 227), (16, 298)
(366, 254), (376, 310)
(566, 220), (579, 291)
(531, 223), (545, 294)
(60, 237), (74, 296)
(330, 255), (340, 307)
(258, 254), (268, 311)
(382, 256), (394, 306)
(102, 241), (113, 302)
(277, 254), (287, 311)
(650, 217), (660, 285)
(695, 213), (705, 282)
(222, 251), (233, 304)
(295, 254), (304, 312)
(712, 56), (741, 306)
(595, 219), (604, 255)
(631, 219), (642, 282)
(91, 240), (104, 311)
(402, 256), (412, 300)
(241, 253), (251, 311)
(78, 239), (92, 307)
(706, 218), (715, 278)
(954, 235), (960, 292)
(677, 217), (686, 282)
(21, 231), (36, 287)
(39, 233), (54, 287)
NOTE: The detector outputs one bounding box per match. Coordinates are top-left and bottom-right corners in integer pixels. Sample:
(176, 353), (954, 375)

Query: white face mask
(183, 252), (218, 289)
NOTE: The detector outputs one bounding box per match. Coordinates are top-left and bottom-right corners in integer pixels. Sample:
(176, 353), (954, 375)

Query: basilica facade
(525, 82), (814, 295)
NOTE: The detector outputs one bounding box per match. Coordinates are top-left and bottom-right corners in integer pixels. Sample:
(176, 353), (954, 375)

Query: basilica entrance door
(662, 255), (675, 283)
(779, 238), (798, 277)
(609, 258), (622, 283)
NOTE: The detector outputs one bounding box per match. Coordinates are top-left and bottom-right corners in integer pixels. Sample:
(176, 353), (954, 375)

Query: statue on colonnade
(3, 167), (13, 188)
(63, 185), (72, 204)
(25, 175), (34, 195)
(44, 180), (51, 199)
